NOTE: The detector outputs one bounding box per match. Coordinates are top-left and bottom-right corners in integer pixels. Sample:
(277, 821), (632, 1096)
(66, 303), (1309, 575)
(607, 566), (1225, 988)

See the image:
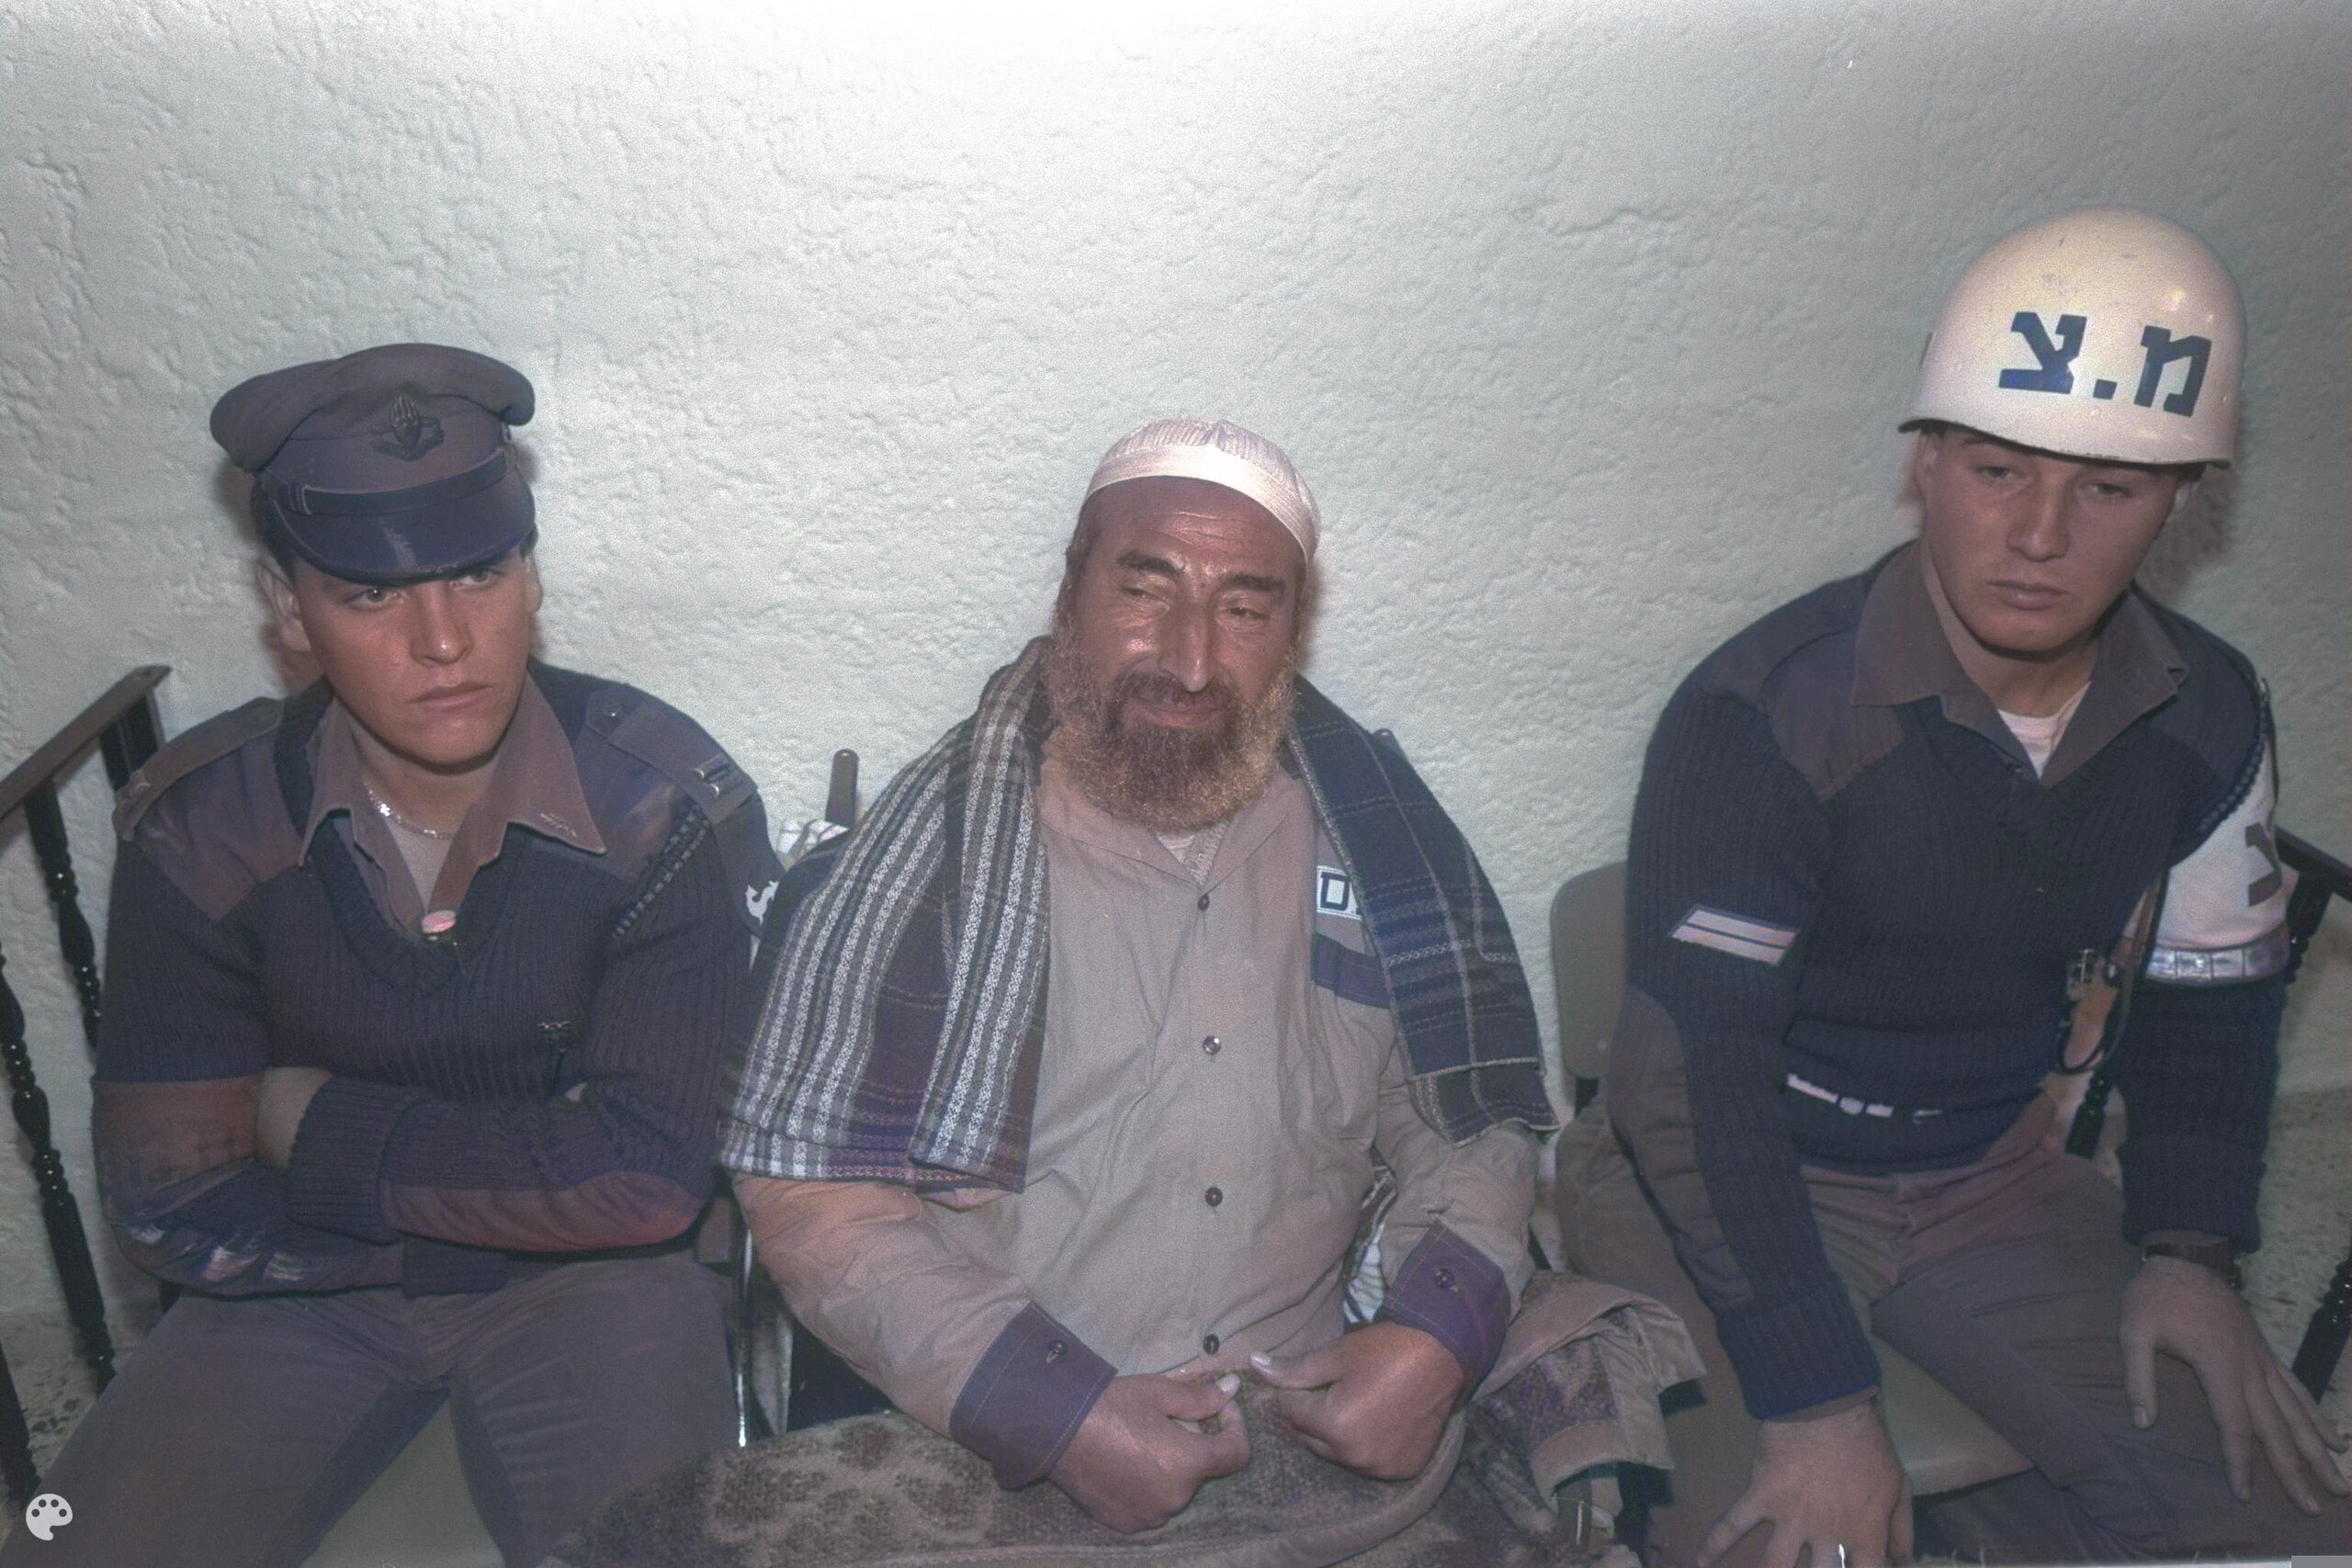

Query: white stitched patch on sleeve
(1670, 906), (1799, 965)
(2147, 728), (2292, 985)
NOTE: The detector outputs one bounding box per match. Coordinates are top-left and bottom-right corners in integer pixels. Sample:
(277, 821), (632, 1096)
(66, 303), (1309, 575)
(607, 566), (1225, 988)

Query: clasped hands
(1047, 1319), (1465, 1533)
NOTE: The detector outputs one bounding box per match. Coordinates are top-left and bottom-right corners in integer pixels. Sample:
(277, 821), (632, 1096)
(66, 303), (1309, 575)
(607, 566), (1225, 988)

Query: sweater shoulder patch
(114, 698), (281, 839)
(1758, 635), (1903, 802)
(1691, 570), (1873, 704)
(1692, 571), (1894, 801)
(115, 701), (304, 921)
(2140, 607), (2262, 786)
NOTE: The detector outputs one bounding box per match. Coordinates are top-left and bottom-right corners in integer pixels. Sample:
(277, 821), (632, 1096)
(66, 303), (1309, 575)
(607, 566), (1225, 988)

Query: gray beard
(1043, 636), (1294, 834)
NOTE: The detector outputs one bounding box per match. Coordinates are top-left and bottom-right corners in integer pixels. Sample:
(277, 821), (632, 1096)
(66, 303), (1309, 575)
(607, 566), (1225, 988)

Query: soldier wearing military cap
(13, 344), (781, 1568)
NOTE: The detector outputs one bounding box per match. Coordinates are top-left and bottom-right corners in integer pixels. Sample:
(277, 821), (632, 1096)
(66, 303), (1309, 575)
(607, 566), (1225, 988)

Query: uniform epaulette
(576, 681), (776, 933)
(113, 697), (282, 840)
(582, 685), (758, 828)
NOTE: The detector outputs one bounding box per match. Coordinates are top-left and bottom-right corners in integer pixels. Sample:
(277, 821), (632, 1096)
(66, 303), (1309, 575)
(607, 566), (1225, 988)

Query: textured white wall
(4, 0), (2346, 1335)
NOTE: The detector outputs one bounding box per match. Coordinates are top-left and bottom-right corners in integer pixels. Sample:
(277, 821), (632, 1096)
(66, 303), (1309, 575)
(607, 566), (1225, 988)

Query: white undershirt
(1997, 681), (2091, 777)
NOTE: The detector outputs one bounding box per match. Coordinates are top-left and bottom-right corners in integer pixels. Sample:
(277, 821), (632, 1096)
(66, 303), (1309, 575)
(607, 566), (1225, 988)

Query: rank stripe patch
(1669, 905), (1799, 966)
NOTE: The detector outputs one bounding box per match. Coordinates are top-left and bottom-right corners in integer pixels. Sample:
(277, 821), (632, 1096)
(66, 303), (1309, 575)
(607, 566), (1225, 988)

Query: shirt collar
(1851, 540), (2187, 784)
(304, 674), (605, 866)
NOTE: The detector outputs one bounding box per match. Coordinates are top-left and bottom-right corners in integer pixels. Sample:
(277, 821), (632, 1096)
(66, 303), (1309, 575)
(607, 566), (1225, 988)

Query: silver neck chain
(365, 783), (456, 841)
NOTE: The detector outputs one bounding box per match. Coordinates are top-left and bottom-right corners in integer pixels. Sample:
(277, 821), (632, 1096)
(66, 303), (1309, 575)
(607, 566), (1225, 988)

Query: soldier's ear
(258, 559), (313, 656)
(1912, 428), (1944, 480)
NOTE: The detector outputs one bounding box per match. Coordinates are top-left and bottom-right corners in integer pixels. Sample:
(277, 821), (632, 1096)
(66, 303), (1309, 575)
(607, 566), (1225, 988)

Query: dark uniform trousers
(6, 1256), (730, 1568)
(1560, 1094), (2350, 1564)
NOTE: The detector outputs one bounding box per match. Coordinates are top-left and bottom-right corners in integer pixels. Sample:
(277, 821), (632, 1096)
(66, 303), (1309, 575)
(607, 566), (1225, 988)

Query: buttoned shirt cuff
(948, 1303), (1116, 1490)
(284, 1077), (428, 1243)
(1379, 1224), (1510, 1389)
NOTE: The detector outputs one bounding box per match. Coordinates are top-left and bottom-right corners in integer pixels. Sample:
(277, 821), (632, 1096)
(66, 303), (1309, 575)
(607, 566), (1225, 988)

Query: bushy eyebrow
(1113, 550), (1292, 600)
(1114, 549), (1182, 578)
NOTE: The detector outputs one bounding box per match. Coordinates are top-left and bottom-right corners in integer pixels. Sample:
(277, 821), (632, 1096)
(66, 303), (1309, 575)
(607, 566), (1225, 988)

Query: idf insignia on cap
(372, 394), (446, 462)
(212, 343), (537, 584)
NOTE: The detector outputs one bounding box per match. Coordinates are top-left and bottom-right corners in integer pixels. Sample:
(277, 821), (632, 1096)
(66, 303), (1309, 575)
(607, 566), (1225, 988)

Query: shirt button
(1197, 892), (1212, 911)
(1045, 1339), (1067, 1363)
(1202, 1334), (1220, 1356)
(1204, 1186), (1223, 1209)
(1202, 1035), (1222, 1056)
(1432, 1267), (1455, 1291)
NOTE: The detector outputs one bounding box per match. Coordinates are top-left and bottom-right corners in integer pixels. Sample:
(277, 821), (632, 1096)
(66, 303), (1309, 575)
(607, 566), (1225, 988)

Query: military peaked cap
(212, 344), (537, 583)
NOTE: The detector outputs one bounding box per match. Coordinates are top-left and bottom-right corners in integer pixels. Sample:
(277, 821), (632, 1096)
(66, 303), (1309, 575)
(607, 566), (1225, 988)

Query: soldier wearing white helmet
(1905, 205), (2245, 468)
(1562, 208), (2348, 1565)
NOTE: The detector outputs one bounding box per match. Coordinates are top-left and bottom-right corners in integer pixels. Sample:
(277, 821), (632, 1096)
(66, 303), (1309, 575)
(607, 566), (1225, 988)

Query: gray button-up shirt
(760, 750), (1537, 1454)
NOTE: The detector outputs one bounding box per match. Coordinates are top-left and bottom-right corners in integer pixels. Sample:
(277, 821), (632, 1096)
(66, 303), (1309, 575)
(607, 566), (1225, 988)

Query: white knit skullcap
(1084, 416), (1319, 561)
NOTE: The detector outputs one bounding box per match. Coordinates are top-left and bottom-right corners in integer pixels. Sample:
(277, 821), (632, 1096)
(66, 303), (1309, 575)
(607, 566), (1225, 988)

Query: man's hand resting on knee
(1251, 1320), (1465, 1481)
(1049, 1371), (1250, 1533)
(1701, 1397), (1912, 1568)
(2123, 1250), (2351, 1517)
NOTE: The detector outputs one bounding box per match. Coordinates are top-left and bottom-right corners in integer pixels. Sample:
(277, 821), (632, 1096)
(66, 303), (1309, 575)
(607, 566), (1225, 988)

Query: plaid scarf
(723, 638), (1553, 1190)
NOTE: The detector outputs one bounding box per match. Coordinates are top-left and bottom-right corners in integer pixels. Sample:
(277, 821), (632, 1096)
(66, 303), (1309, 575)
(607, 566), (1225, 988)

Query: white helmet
(1903, 207), (2244, 467)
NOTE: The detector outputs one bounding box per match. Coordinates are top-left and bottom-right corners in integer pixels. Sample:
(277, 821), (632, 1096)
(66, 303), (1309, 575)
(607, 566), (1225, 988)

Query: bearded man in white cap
(724, 420), (1566, 1534)
(1565, 208), (2349, 1566)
